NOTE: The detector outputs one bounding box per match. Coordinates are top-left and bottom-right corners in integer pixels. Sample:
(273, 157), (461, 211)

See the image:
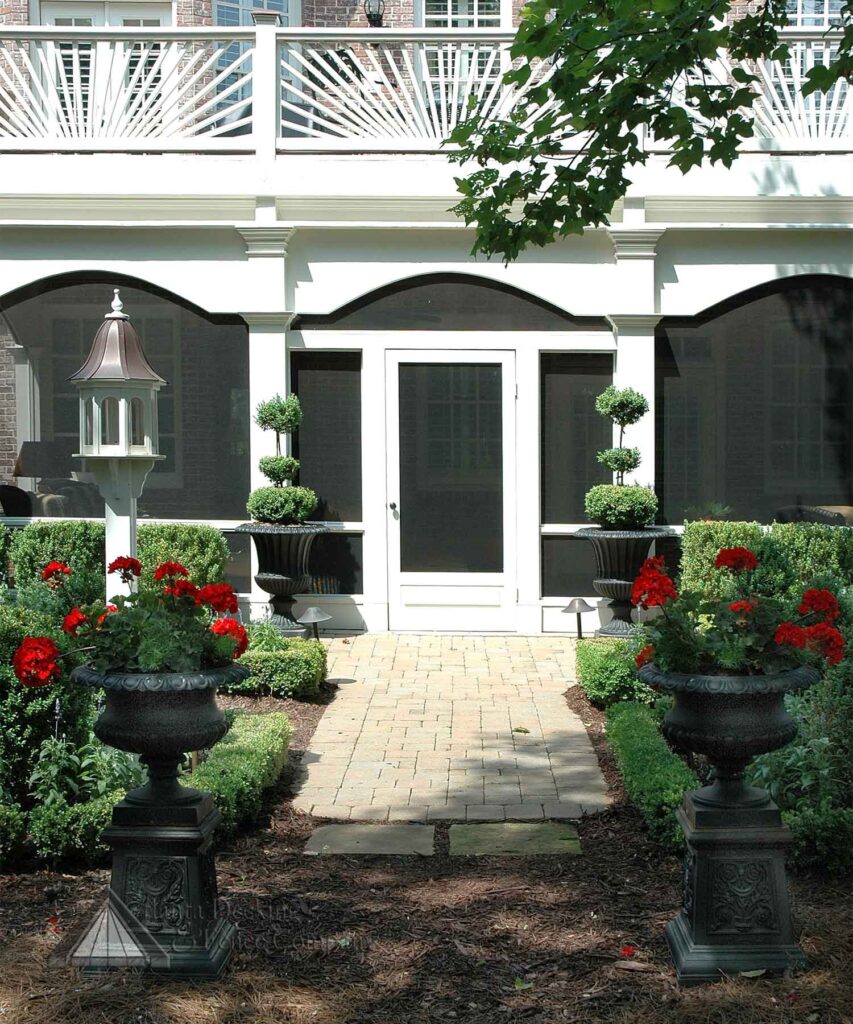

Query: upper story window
(214, 0), (295, 26)
(785, 0), (843, 26)
(422, 0), (503, 28)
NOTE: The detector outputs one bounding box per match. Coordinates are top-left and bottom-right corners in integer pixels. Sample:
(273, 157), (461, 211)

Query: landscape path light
(562, 598), (595, 639)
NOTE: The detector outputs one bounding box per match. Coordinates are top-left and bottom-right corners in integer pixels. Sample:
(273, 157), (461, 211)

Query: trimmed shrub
(0, 604), (94, 807)
(783, 805), (853, 873)
(606, 702), (698, 852)
(0, 523), (11, 585)
(219, 622), (326, 698)
(188, 712), (292, 835)
(137, 523), (230, 589)
(0, 803), (26, 868)
(28, 791), (119, 863)
(10, 521), (105, 603)
(767, 522), (853, 590)
(584, 484), (658, 529)
(576, 638), (653, 707)
(245, 486), (318, 525)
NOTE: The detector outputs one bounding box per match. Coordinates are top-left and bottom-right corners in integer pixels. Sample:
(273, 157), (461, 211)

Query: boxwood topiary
(584, 484), (658, 529)
(28, 791), (120, 863)
(246, 486), (318, 526)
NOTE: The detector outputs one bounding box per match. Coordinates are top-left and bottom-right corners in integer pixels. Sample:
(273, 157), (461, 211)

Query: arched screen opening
(100, 397), (120, 447)
(130, 397), (145, 447)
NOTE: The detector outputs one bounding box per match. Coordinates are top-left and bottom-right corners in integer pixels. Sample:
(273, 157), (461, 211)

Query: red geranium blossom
(164, 578), (200, 601)
(108, 556), (143, 582)
(97, 604), (118, 625)
(153, 561), (189, 582)
(210, 617), (248, 658)
(635, 644), (654, 669)
(41, 561), (70, 582)
(774, 622), (808, 649)
(631, 557), (678, 609)
(198, 582), (238, 614)
(729, 600), (756, 614)
(798, 588), (840, 623)
(714, 547), (758, 572)
(61, 607), (88, 637)
(803, 622), (845, 666)
(13, 636), (61, 687)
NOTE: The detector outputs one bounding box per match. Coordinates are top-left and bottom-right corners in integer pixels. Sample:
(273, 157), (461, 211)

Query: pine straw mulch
(1, 685), (850, 1024)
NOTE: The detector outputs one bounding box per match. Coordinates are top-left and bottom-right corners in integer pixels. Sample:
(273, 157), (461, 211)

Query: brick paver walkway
(292, 634), (610, 823)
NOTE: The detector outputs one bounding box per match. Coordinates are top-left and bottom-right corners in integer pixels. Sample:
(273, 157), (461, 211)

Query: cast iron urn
(575, 526), (675, 636)
(68, 662), (249, 979)
(638, 662), (820, 985)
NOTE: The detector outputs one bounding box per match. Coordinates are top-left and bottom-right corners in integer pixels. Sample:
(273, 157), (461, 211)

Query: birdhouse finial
(106, 288), (129, 320)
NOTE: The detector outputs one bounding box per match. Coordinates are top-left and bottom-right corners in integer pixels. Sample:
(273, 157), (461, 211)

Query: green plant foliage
(576, 638), (654, 707)
(188, 712), (293, 835)
(679, 521), (781, 599)
(0, 524), (11, 586)
(246, 486), (318, 525)
(594, 386), (649, 428)
(596, 447), (641, 476)
(0, 803), (26, 868)
(768, 522), (853, 590)
(28, 733), (142, 809)
(255, 393), (302, 442)
(447, 0), (847, 260)
(137, 523), (230, 589)
(606, 702), (698, 852)
(783, 805), (853, 873)
(218, 624), (326, 698)
(10, 521), (105, 600)
(584, 484), (658, 529)
(258, 455), (300, 487)
(0, 604), (94, 807)
(28, 790), (120, 862)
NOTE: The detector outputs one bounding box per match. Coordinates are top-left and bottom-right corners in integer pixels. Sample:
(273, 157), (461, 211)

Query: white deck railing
(0, 25), (848, 154)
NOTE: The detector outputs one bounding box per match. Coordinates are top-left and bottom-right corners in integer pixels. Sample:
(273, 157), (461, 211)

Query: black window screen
(291, 352), (362, 522)
(541, 536), (600, 597)
(541, 354), (613, 523)
(656, 277), (852, 524)
(307, 533), (363, 594)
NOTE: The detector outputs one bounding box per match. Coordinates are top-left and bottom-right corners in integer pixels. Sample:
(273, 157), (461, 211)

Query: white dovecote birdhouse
(70, 289), (166, 460)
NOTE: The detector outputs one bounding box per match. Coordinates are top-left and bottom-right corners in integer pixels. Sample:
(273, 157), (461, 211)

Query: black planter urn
(236, 522), (328, 634)
(68, 662), (249, 979)
(575, 526), (675, 636)
(638, 662), (820, 986)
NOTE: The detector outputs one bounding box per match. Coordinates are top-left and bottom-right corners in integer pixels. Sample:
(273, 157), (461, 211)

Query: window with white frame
(785, 0), (843, 26)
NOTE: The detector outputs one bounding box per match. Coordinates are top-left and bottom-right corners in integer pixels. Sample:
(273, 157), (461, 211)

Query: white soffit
(646, 196), (853, 224)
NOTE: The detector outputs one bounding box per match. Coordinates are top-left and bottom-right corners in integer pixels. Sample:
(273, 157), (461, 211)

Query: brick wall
(176, 0), (212, 27)
(0, 317), (20, 487)
(302, 0), (414, 29)
(0, 0), (29, 25)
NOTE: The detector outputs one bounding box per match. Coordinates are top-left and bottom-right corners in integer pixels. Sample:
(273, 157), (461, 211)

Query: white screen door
(386, 350), (516, 631)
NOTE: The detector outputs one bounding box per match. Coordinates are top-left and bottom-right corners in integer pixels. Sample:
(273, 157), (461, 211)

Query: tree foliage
(449, 0), (852, 261)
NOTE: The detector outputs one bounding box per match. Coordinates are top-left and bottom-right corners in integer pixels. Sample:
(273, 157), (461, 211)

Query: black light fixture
(363, 0), (385, 27)
(562, 598), (595, 639)
(297, 606), (332, 640)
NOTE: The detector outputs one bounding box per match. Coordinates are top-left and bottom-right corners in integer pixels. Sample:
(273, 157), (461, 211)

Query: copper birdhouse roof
(68, 290), (166, 385)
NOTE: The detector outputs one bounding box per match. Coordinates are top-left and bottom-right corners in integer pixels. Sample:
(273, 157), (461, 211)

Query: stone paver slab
(304, 824), (435, 856)
(449, 822), (581, 857)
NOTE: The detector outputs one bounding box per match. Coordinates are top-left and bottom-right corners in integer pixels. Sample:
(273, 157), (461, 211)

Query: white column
(515, 342), (541, 633)
(243, 313), (293, 613)
(360, 343), (389, 631)
(250, 13), (281, 163)
(90, 458), (156, 598)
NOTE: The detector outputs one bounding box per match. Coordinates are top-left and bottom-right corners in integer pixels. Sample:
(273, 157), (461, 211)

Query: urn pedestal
(236, 522), (328, 635)
(68, 663), (249, 979)
(575, 526), (675, 636)
(639, 663), (820, 986)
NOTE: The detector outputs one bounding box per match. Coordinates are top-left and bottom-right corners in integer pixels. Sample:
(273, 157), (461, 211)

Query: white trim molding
(237, 226), (296, 257)
(608, 228), (666, 260)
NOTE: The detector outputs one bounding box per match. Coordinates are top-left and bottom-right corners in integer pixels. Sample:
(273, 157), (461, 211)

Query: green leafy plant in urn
(236, 393), (327, 634)
(633, 548), (845, 984)
(11, 557), (250, 978)
(576, 385), (672, 635)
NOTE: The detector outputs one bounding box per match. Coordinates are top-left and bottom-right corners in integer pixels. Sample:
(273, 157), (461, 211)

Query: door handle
(389, 502), (397, 511)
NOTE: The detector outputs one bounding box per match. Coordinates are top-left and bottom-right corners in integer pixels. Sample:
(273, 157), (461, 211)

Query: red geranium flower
(61, 607), (88, 637)
(635, 644), (654, 669)
(153, 561), (189, 582)
(41, 561), (70, 582)
(714, 547), (758, 572)
(619, 945), (637, 958)
(798, 588), (840, 623)
(12, 636), (61, 687)
(210, 616), (248, 658)
(164, 579), (200, 601)
(97, 604), (118, 625)
(108, 556), (143, 582)
(198, 582), (238, 614)
(774, 622), (807, 649)
(729, 600), (756, 614)
(803, 622), (845, 666)
(631, 558), (678, 609)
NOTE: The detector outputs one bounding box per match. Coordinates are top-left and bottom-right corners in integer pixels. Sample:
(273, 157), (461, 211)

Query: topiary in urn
(11, 556), (250, 978)
(237, 393), (327, 634)
(576, 385), (672, 635)
(633, 548), (845, 985)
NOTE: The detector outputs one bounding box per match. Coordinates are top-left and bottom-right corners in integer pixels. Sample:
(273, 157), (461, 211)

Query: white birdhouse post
(70, 290), (165, 596)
